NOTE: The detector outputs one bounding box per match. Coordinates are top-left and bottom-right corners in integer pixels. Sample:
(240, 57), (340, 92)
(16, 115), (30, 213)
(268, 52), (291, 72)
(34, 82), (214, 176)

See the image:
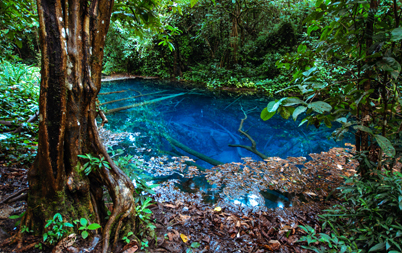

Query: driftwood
(228, 107), (268, 160)
(100, 91), (166, 106)
(105, 93), (186, 114)
(165, 136), (223, 166)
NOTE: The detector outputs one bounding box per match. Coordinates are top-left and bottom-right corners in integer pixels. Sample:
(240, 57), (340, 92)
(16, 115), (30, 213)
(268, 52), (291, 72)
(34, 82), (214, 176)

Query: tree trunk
(25, 0), (136, 252)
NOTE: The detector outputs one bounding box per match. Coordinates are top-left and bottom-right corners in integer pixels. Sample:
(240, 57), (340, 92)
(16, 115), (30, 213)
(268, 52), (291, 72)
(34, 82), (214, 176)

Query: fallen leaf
(214, 206), (222, 212)
(180, 233), (189, 243)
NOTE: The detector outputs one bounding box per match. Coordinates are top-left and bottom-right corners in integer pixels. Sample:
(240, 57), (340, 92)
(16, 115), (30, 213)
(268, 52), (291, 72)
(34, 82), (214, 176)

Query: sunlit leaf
(180, 233), (189, 243)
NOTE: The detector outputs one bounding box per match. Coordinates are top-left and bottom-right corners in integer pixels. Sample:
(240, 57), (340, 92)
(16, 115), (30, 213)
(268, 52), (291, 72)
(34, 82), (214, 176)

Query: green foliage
(186, 242), (201, 253)
(21, 225), (33, 234)
(302, 171), (402, 252)
(73, 218), (102, 239)
(298, 225), (361, 253)
(43, 213), (74, 245)
(122, 231), (134, 244)
(9, 211), (25, 227)
(262, 0), (402, 173)
(0, 0), (39, 61)
(78, 153), (110, 176)
(0, 60), (39, 165)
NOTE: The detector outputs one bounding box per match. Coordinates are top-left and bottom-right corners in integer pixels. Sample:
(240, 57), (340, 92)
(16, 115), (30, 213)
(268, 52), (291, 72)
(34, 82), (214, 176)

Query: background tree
(262, 0), (402, 175)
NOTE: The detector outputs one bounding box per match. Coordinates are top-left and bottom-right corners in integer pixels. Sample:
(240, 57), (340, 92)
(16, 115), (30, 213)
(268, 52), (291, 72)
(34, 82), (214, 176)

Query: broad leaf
(374, 135), (395, 157)
(87, 223), (101, 230)
(293, 106), (307, 121)
(391, 27), (402, 42)
(260, 107), (275, 121)
(376, 57), (401, 80)
(369, 242), (385, 252)
(282, 97), (306, 106)
(80, 218), (88, 227)
(353, 125), (373, 135)
(269, 98), (287, 112)
(308, 101), (332, 113)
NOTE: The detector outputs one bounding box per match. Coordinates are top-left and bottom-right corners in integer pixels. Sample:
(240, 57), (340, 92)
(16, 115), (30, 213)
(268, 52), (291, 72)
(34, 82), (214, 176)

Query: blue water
(99, 78), (351, 208)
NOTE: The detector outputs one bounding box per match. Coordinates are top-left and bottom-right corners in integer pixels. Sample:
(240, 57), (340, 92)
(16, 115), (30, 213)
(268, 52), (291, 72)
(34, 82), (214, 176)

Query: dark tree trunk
(24, 0), (136, 252)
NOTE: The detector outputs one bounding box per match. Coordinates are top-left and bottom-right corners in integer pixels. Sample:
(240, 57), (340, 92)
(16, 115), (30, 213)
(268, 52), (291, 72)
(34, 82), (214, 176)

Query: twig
(224, 95), (243, 110)
(0, 187), (29, 204)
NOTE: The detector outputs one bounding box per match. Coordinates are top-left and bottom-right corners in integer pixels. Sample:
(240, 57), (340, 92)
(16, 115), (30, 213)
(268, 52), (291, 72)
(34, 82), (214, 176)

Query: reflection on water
(99, 79), (352, 208)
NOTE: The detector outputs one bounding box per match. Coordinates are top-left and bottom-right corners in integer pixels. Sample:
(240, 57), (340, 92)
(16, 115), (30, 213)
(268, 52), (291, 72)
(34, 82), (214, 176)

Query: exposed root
(0, 230), (21, 248)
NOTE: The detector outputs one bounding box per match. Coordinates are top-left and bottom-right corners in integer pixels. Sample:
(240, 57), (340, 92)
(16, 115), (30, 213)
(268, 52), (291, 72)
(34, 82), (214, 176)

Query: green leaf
(374, 135), (395, 157)
(80, 218), (88, 227)
(369, 242), (385, 252)
(282, 97), (306, 106)
(308, 101), (332, 114)
(260, 107), (275, 121)
(376, 57), (401, 80)
(324, 117), (332, 128)
(87, 223), (101, 230)
(43, 233), (48, 242)
(64, 222), (74, 228)
(191, 242), (201, 248)
(279, 107), (292, 120)
(9, 215), (21, 219)
(82, 230), (89, 239)
(190, 0), (198, 7)
(302, 67), (317, 77)
(269, 98), (287, 112)
(353, 125), (373, 135)
(391, 27), (402, 42)
(293, 106), (307, 121)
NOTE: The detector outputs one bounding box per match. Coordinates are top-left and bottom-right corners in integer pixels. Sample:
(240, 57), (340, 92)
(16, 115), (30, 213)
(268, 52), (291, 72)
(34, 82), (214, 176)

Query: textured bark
(25, 0), (136, 252)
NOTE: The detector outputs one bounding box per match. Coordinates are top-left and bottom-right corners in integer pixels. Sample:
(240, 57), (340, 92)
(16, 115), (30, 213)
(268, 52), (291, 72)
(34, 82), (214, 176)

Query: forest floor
(0, 161), (332, 253)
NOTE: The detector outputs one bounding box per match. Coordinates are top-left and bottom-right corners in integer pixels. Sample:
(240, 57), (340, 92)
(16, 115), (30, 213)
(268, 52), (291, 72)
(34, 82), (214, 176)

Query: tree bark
(25, 0), (136, 252)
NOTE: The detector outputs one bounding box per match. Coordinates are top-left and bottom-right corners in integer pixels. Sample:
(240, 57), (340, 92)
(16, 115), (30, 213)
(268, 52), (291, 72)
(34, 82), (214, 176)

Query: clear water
(99, 78), (351, 208)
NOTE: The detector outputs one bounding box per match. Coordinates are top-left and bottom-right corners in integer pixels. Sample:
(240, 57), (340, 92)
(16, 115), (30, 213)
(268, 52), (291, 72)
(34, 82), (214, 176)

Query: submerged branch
(228, 107), (268, 160)
(100, 90), (166, 106)
(105, 93), (186, 114)
(165, 135), (223, 166)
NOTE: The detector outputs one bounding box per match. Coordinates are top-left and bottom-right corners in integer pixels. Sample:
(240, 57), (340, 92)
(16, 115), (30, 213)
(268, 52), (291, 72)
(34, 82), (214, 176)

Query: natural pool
(98, 78), (352, 209)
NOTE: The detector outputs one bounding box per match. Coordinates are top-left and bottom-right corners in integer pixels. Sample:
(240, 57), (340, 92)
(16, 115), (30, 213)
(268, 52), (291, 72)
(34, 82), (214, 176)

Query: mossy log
(105, 93), (186, 114)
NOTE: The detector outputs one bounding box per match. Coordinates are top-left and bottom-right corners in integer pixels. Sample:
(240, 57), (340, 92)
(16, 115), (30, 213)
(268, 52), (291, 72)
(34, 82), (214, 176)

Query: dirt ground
(0, 162), (330, 253)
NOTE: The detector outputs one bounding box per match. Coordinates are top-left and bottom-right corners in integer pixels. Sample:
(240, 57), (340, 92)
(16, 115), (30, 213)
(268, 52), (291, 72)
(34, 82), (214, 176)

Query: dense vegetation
(1, 0), (402, 252)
